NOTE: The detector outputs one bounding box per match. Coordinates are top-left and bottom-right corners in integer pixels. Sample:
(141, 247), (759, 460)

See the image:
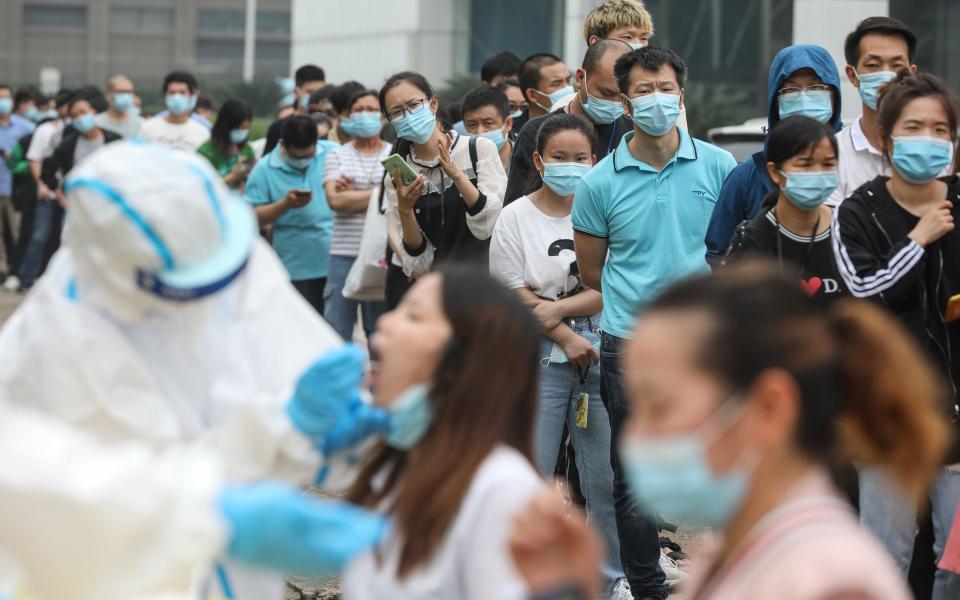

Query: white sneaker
(3, 276), (19, 292)
(660, 551), (688, 583)
(606, 578), (633, 600)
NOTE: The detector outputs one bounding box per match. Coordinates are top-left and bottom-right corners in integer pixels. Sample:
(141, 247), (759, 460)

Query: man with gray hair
(94, 74), (141, 138)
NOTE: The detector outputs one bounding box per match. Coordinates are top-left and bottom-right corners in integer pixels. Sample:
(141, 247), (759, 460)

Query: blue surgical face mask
(855, 70), (896, 111)
(780, 170), (839, 211)
(188, 95), (198, 111)
(24, 106), (39, 122)
(478, 128), (507, 150)
(385, 384), (435, 450)
(0, 98), (12, 115)
(778, 89), (833, 123)
(340, 112), (383, 138)
(72, 113), (95, 134)
(230, 128), (250, 145)
(542, 161), (592, 196)
(165, 93), (191, 116)
(629, 92), (682, 136)
(891, 136), (954, 184)
(283, 150), (314, 170)
(628, 42), (648, 50)
(299, 95), (310, 110)
(42, 109), (59, 121)
(620, 399), (755, 528)
(392, 105), (437, 144)
(582, 80), (625, 125)
(534, 85), (574, 110)
(509, 109), (524, 119)
(112, 92), (135, 113)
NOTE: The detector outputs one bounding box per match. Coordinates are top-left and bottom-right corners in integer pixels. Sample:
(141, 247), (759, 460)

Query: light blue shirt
(572, 128), (736, 338)
(245, 141), (339, 280)
(0, 114), (35, 196)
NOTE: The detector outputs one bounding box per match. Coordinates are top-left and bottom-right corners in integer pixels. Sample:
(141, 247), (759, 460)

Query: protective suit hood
(766, 44), (843, 139)
(62, 141), (257, 322)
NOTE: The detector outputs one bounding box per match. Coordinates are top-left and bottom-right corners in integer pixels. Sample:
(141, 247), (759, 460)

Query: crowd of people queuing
(2, 1), (960, 599)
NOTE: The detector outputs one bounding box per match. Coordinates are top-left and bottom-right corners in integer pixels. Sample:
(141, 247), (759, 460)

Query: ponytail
(647, 261), (952, 502)
(829, 300), (951, 499)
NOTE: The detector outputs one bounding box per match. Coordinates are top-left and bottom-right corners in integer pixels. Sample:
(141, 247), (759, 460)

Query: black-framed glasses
(778, 84), (832, 97)
(386, 98), (430, 122)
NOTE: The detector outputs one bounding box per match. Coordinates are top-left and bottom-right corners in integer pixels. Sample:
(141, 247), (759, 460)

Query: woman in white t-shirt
(333, 267), (545, 599)
(323, 90), (392, 340)
(489, 113), (627, 596)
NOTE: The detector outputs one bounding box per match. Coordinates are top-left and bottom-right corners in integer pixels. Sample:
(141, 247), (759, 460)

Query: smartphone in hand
(380, 154), (418, 186)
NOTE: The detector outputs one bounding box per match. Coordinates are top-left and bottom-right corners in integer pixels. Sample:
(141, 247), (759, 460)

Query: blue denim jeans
(535, 319), (624, 589)
(323, 255), (386, 341)
(600, 331), (669, 600)
(17, 198), (56, 289)
(860, 465), (960, 600)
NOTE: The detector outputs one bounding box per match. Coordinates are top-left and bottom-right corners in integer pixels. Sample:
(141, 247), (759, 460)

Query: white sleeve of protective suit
(0, 402), (226, 600)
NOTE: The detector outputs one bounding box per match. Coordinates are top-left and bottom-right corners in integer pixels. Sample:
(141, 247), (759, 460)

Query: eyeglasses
(386, 98), (430, 122)
(778, 84), (832, 97)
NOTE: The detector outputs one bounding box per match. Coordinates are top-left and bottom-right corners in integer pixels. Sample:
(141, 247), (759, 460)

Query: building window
(197, 39), (244, 60)
(110, 7), (175, 34)
(196, 8), (245, 35)
(23, 5), (87, 29)
(257, 11), (290, 35)
(256, 40), (290, 60)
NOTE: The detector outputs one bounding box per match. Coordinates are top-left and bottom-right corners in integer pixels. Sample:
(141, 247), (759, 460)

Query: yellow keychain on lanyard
(576, 365), (590, 429)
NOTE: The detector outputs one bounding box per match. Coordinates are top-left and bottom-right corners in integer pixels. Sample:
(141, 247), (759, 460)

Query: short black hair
(614, 46), (688, 93)
(163, 70), (198, 94)
(497, 78), (521, 92)
(346, 89), (379, 113)
(481, 52), (522, 83)
(309, 86), (336, 106)
(75, 85), (108, 113)
(14, 86), (37, 109)
(295, 64), (326, 87)
(332, 80), (365, 114)
(518, 53), (563, 95)
(281, 115), (318, 149)
(54, 88), (75, 108)
(844, 17), (917, 67)
(582, 38), (632, 75)
(461, 85), (510, 120)
(196, 94), (214, 111)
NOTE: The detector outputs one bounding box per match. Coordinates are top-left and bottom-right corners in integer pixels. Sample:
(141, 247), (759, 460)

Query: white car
(707, 117), (767, 162)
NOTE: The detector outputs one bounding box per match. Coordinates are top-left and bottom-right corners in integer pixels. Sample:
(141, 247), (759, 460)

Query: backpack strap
(468, 136), (479, 179)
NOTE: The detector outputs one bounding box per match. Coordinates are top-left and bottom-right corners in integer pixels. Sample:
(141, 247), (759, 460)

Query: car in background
(707, 117), (766, 163)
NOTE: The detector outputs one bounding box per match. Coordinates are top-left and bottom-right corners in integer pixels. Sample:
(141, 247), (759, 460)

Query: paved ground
(0, 292), (21, 325)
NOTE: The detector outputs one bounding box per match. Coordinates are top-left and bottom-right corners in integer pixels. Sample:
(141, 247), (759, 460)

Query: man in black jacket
(505, 39), (633, 205)
(20, 96), (120, 290)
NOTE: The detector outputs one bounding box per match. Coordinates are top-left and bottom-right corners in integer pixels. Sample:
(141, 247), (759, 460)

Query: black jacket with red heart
(722, 206), (850, 300)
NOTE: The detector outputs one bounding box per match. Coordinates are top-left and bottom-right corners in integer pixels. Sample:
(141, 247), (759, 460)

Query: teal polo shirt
(572, 128), (736, 339)
(245, 141), (338, 281)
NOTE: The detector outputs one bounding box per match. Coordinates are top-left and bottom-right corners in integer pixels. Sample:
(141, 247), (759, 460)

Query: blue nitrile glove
(287, 344), (366, 440)
(219, 482), (387, 576)
(322, 396), (390, 455)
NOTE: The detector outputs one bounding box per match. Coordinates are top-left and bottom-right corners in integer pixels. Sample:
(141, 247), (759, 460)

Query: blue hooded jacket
(704, 44), (843, 264)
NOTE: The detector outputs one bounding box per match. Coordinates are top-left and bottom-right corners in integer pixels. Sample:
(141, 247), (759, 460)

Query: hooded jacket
(705, 45), (843, 265)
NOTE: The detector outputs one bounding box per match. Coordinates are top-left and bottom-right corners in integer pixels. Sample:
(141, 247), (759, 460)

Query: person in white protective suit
(0, 400), (386, 600)
(0, 140), (349, 599)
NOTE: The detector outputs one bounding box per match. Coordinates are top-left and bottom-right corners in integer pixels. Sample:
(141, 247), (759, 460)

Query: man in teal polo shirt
(245, 115), (338, 314)
(573, 46), (736, 599)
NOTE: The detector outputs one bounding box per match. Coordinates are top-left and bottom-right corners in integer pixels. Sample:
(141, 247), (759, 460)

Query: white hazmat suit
(0, 141), (342, 599)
